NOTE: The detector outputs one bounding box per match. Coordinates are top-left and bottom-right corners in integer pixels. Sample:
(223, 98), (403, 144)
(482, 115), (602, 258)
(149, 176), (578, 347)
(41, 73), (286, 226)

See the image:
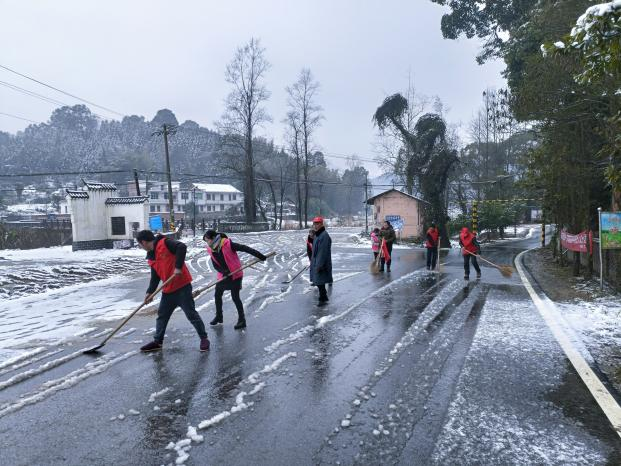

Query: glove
(259, 254), (267, 262)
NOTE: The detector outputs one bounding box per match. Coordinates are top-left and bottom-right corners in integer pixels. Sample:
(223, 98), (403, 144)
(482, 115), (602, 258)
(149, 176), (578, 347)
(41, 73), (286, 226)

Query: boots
(234, 311), (246, 330)
(210, 312), (223, 326)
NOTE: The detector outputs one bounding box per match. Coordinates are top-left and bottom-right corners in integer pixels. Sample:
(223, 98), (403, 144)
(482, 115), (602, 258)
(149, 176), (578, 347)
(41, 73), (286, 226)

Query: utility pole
(319, 184), (323, 216)
(133, 168), (141, 196)
(152, 124), (178, 231)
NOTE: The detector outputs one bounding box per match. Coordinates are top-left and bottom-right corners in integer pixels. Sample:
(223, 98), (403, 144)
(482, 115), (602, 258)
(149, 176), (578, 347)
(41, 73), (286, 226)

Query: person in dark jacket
(459, 227), (481, 280)
(379, 220), (396, 272)
(306, 229), (315, 260)
(309, 217), (333, 305)
(136, 230), (209, 353)
(425, 222), (440, 270)
(203, 229), (267, 329)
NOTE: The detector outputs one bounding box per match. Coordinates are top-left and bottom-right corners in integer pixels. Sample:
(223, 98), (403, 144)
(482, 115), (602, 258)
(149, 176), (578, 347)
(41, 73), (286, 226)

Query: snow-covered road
(0, 227), (620, 465)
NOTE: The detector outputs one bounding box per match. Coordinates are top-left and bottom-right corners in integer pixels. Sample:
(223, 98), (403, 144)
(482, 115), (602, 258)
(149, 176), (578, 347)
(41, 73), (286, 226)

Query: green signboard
(601, 212), (621, 249)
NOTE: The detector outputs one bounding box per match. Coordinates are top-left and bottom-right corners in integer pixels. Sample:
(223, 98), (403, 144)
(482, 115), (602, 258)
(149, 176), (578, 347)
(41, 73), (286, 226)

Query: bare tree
(217, 38), (271, 223)
(284, 110), (304, 228)
(285, 68), (323, 226)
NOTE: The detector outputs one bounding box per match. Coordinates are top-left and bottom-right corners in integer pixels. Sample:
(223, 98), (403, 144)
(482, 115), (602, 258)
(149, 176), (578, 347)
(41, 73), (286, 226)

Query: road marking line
(516, 249), (621, 438)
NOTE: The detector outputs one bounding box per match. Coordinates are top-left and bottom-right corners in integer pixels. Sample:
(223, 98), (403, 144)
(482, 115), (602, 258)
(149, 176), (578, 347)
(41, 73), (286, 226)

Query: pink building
(365, 189), (427, 239)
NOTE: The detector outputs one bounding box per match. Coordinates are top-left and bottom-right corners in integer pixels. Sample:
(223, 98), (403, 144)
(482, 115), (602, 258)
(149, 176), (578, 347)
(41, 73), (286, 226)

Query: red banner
(561, 230), (593, 253)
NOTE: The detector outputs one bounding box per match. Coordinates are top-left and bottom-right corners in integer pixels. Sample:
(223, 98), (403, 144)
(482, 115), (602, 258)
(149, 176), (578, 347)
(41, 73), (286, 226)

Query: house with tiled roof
(66, 180), (149, 250)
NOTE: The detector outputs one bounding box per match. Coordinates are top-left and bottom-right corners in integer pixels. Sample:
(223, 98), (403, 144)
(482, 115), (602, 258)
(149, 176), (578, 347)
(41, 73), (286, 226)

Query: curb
(516, 248), (621, 438)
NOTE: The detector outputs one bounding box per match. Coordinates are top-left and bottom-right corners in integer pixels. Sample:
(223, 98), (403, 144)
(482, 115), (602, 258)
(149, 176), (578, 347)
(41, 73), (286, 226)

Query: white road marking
(516, 249), (621, 438)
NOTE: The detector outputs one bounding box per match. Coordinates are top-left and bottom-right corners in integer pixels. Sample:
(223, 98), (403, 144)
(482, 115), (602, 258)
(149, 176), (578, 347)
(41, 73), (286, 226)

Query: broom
(464, 249), (514, 278)
(370, 239), (384, 273)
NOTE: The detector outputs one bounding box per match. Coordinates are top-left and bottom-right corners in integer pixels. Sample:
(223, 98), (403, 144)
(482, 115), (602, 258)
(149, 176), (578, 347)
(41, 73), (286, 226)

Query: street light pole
(193, 187), (196, 238)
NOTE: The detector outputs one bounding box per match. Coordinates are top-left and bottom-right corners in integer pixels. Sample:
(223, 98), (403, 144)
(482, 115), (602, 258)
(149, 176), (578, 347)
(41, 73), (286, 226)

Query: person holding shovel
(136, 230), (210, 353)
(459, 227), (481, 280)
(425, 222), (440, 270)
(379, 220), (396, 272)
(203, 229), (267, 330)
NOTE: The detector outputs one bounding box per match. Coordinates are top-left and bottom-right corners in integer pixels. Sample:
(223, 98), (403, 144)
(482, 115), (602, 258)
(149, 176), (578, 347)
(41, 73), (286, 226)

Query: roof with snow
(83, 180), (117, 191)
(66, 190), (89, 199)
(105, 196), (149, 205)
(365, 188), (428, 205)
(192, 183), (242, 194)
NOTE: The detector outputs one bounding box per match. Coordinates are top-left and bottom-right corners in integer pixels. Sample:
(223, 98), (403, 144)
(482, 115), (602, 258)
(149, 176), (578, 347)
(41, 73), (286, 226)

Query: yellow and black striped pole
(472, 201), (478, 234)
(541, 217), (545, 247)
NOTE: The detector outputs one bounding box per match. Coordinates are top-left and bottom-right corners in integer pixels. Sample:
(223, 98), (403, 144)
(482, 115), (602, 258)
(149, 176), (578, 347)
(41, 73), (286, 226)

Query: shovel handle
(96, 274), (176, 348)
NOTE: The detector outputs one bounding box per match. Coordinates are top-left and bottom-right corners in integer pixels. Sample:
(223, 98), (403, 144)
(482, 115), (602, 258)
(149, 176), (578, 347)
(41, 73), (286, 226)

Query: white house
(67, 181), (149, 250)
(126, 180), (244, 219)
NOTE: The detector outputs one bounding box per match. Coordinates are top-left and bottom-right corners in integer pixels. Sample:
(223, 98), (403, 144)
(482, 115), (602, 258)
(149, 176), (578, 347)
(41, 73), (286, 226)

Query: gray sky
(0, 0), (505, 176)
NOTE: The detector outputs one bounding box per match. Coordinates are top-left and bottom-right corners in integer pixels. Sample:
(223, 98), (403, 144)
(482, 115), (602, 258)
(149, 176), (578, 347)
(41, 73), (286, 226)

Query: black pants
(317, 284), (328, 301)
(154, 284), (207, 342)
(380, 243), (393, 270)
(373, 251), (378, 259)
(463, 254), (481, 277)
(214, 278), (244, 317)
(426, 247), (438, 269)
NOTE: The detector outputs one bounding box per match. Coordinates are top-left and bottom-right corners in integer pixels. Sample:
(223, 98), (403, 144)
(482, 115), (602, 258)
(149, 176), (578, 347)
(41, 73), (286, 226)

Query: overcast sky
(0, 0), (505, 176)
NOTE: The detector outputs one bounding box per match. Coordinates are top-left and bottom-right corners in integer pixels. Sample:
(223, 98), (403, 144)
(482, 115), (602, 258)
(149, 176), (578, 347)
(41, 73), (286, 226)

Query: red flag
(381, 239), (391, 263)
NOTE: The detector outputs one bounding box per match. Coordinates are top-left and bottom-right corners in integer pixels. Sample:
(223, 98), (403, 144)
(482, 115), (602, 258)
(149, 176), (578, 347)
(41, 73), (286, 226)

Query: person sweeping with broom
(136, 230), (210, 353)
(203, 229), (267, 330)
(459, 227), (481, 280)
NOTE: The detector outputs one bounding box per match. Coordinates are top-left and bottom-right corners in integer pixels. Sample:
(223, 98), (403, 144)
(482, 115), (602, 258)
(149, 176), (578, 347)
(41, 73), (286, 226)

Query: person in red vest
(203, 229), (267, 329)
(136, 230), (209, 353)
(425, 222), (440, 270)
(459, 227), (481, 280)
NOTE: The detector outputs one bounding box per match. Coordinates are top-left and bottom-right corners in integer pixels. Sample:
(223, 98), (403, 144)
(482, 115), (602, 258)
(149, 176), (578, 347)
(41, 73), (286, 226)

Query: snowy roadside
(522, 248), (621, 393)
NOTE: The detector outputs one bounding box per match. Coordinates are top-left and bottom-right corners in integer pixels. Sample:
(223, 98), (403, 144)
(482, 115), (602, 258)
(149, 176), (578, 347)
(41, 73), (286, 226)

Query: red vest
(148, 239), (192, 293)
(425, 228), (439, 248)
(208, 238), (243, 280)
(460, 230), (477, 256)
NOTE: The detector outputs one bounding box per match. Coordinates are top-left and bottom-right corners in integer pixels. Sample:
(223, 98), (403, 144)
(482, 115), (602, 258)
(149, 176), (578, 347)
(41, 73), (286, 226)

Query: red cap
(312, 216), (324, 223)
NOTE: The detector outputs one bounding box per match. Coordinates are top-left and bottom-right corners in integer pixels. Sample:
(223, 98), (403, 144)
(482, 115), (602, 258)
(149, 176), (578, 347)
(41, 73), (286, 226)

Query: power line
(0, 112), (39, 124)
(0, 169), (129, 178)
(0, 80), (109, 120)
(0, 63), (126, 117)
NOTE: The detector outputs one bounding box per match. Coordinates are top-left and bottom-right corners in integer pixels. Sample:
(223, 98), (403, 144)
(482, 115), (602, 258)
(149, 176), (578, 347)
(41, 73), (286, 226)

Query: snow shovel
(83, 274), (176, 354)
(464, 249), (513, 278)
(191, 251), (276, 299)
(281, 264), (309, 284)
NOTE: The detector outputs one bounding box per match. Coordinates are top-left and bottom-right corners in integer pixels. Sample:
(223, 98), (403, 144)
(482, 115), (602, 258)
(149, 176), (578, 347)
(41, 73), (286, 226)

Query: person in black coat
(309, 217), (333, 305)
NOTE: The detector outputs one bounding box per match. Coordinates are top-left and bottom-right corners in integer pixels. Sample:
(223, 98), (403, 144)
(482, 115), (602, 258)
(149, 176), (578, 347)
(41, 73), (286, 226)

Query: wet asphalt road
(1, 228), (620, 465)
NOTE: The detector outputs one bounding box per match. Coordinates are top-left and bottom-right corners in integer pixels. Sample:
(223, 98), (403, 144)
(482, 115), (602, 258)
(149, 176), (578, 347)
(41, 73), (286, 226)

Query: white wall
(106, 204), (149, 239)
(68, 191), (108, 242)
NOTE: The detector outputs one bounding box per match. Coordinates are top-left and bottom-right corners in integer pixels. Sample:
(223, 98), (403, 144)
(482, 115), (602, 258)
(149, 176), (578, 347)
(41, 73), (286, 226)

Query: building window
(157, 205), (161, 212)
(150, 205), (155, 212)
(181, 192), (189, 200)
(232, 194), (236, 201)
(200, 205), (204, 212)
(220, 194), (224, 201)
(111, 217), (126, 235)
(207, 206), (212, 212)
(206, 194), (211, 201)
(195, 192), (203, 200)
(164, 193), (168, 200)
(150, 192), (158, 200)
(228, 194), (232, 201)
(220, 204), (225, 211)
